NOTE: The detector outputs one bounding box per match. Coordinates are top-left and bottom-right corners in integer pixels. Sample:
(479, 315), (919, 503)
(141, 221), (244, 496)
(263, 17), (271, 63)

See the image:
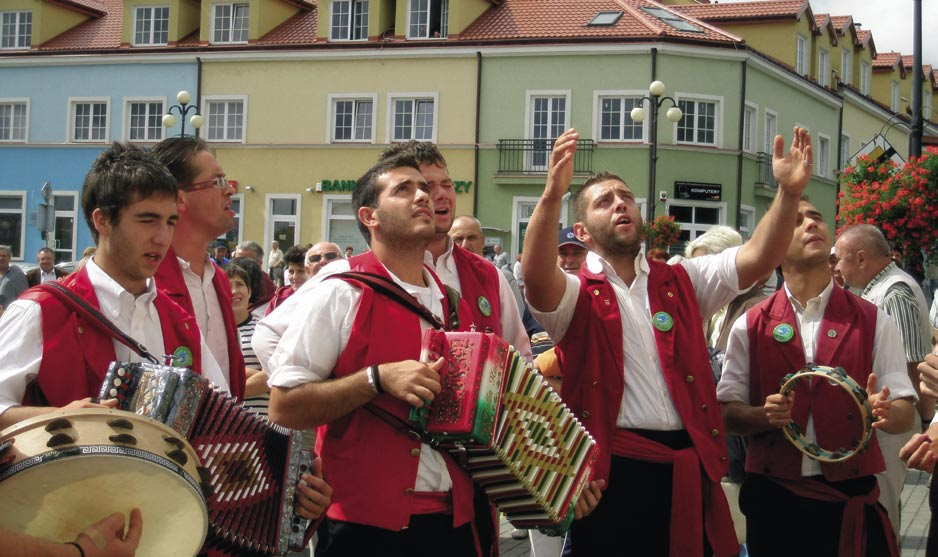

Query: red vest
(317, 251), (477, 531)
(555, 260), (729, 483)
(745, 285), (883, 481)
(451, 245), (502, 335)
(155, 247), (246, 400)
(264, 285), (295, 316)
(20, 267), (203, 407)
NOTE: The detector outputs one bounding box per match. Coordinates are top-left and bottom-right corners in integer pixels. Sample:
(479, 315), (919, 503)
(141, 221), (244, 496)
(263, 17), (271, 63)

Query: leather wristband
(371, 364), (385, 394)
(365, 366), (379, 394)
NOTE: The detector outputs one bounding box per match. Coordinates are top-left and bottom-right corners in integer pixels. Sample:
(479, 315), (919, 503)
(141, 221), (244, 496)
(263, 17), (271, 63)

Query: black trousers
(314, 514), (478, 557)
(740, 473), (891, 557)
(563, 429), (713, 557)
(927, 476), (938, 556)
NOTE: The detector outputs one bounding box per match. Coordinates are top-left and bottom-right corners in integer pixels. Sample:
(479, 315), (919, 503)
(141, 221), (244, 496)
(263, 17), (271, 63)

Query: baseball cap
(558, 227), (587, 249)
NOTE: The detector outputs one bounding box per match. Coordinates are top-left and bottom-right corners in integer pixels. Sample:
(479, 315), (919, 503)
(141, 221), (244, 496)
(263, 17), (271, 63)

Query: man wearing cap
(557, 227), (588, 275)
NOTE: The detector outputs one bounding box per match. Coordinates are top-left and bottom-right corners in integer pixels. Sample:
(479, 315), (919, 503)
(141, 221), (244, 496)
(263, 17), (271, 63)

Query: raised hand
(764, 392), (794, 428)
(378, 358), (444, 408)
(544, 129), (579, 201)
(772, 127), (813, 197)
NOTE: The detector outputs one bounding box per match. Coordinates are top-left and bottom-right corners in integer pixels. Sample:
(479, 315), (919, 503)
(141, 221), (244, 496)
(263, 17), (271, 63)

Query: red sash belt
(611, 429), (738, 557)
(769, 477), (898, 557)
(411, 491), (453, 515)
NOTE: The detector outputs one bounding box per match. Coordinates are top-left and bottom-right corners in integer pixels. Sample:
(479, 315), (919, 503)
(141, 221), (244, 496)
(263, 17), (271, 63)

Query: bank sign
(318, 179), (473, 193)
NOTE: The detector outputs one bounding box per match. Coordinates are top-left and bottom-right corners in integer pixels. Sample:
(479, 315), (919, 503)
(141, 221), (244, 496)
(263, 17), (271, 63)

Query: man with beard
(266, 153), (488, 556)
(521, 127), (814, 555)
(719, 203), (913, 556)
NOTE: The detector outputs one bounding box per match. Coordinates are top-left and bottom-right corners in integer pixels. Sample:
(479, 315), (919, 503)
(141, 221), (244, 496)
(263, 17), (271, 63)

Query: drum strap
(328, 271), (461, 331)
(37, 282), (160, 364)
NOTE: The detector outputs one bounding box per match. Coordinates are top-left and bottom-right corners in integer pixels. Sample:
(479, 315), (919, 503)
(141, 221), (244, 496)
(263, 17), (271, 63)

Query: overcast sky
(714, 0), (938, 68)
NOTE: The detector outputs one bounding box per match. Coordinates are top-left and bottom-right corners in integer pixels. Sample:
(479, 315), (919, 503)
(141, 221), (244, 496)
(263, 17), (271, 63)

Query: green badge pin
(652, 311), (674, 332)
(477, 296), (492, 317)
(773, 324), (795, 343)
(172, 346), (194, 368)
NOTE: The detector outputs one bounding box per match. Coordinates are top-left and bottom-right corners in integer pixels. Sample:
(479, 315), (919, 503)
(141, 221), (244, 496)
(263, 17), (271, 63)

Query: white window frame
(795, 34), (808, 76)
(525, 90), (571, 171)
(592, 90), (647, 143)
(407, 0), (448, 40)
(673, 93), (723, 148)
(839, 133), (851, 170)
(132, 5), (169, 46)
(216, 192), (244, 247)
(67, 97), (110, 144)
(841, 48), (852, 85)
(860, 61), (872, 95)
(211, 2), (249, 45)
(0, 98), (28, 142)
(667, 200), (728, 248)
(739, 204), (756, 240)
(321, 194), (370, 255)
(327, 93), (377, 144)
(0, 191), (26, 259)
(122, 97), (166, 142)
(891, 81), (901, 112)
(201, 95), (247, 143)
(816, 133), (831, 179)
(329, 0), (369, 41)
(763, 108), (778, 154)
(51, 192), (78, 262)
(0, 11), (31, 49)
(511, 196), (569, 261)
(386, 92), (438, 143)
(818, 48), (830, 88)
(742, 102), (757, 154)
(264, 194), (302, 254)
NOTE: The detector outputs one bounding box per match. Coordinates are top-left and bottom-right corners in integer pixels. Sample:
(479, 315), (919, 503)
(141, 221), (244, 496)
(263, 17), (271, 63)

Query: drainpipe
(473, 51), (482, 217)
(735, 59), (747, 228)
(195, 56), (203, 138)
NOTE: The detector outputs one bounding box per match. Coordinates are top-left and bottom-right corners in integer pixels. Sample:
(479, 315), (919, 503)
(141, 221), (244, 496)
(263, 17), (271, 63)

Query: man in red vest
(521, 127), (814, 556)
(718, 200), (914, 555)
(266, 153), (490, 556)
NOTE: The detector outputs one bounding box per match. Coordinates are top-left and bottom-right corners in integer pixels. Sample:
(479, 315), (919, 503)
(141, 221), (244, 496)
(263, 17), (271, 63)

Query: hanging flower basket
(643, 215), (682, 251)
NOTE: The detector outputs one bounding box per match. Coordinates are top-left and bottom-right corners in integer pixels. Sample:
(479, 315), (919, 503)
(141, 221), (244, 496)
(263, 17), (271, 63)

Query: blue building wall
(0, 59), (198, 262)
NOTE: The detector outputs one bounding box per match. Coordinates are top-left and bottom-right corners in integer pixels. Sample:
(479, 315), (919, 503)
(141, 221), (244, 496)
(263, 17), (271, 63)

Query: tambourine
(778, 364), (876, 463)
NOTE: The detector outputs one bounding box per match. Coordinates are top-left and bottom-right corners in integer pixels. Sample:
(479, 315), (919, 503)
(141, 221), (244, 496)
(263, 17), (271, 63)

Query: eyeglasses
(308, 252), (340, 264)
(184, 176), (233, 193)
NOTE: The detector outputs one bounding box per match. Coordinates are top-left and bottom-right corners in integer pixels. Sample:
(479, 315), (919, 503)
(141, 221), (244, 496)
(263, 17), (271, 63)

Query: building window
(795, 35), (808, 76)
(126, 100), (164, 142)
(676, 98), (718, 146)
(742, 104), (757, 153)
(267, 195), (301, 253)
(668, 202), (723, 252)
(70, 100), (109, 143)
(597, 95), (644, 142)
(0, 11), (31, 49)
(324, 195), (368, 255)
(133, 6), (169, 46)
(218, 193), (243, 247)
(841, 48), (852, 85)
(840, 134), (851, 168)
(527, 93), (569, 171)
(0, 100), (27, 142)
(739, 205), (755, 241)
(513, 197), (569, 260)
(408, 0), (448, 39)
(817, 135), (830, 178)
(390, 96), (436, 142)
(212, 3), (249, 44)
(764, 109), (777, 154)
(330, 96), (374, 142)
(330, 0), (368, 41)
(52, 193), (78, 262)
(818, 49), (830, 87)
(204, 98), (245, 142)
(0, 193), (25, 258)
(860, 61), (871, 95)
(891, 81), (901, 112)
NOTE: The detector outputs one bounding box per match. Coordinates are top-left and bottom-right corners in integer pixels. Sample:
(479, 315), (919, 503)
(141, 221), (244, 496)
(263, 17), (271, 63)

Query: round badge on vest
(172, 346), (194, 368)
(477, 296), (492, 317)
(652, 311), (674, 332)
(773, 324), (795, 343)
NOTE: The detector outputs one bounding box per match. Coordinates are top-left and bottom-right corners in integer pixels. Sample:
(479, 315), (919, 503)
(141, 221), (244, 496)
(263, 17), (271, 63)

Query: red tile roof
(671, 0), (808, 22)
(829, 15), (853, 32)
(873, 51), (904, 75)
(49, 0), (106, 16)
(814, 13), (829, 28)
(459, 0), (741, 44)
(40, 0), (120, 50)
(257, 9), (318, 45)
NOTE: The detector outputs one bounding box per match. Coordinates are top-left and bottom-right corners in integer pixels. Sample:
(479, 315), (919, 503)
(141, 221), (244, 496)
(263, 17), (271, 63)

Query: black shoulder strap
(328, 271), (460, 331)
(37, 282), (160, 364)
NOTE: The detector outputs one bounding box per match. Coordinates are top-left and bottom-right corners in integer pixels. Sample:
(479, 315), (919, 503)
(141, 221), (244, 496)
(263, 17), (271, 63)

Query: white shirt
(0, 258), (227, 416)
(531, 246), (746, 430)
(179, 254), (230, 381)
(39, 269), (58, 284)
(267, 260), (453, 493)
(717, 279), (914, 475)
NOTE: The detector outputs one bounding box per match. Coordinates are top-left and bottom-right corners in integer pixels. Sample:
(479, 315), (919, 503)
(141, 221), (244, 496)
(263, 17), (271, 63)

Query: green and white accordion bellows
(412, 330), (597, 534)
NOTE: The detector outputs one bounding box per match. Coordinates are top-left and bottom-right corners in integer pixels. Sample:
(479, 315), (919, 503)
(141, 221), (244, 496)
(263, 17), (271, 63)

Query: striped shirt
(238, 315), (270, 417)
(863, 262), (932, 363)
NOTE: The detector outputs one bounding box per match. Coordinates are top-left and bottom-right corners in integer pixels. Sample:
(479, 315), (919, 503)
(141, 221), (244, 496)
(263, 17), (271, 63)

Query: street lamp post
(629, 81), (683, 252)
(162, 90), (204, 138)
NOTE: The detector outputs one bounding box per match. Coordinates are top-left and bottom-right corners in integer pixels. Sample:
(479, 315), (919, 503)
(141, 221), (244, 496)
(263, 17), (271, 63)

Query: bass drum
(0, 408), (208, 557)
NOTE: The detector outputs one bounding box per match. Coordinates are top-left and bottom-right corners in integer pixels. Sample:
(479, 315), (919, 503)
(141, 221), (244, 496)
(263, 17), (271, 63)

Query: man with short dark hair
(0, 245), (28, 311)
(26, 247), (67, 287)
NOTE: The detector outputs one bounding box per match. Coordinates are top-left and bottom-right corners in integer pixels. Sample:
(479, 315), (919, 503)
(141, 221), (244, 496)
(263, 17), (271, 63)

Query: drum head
(0, 410), (208, 557)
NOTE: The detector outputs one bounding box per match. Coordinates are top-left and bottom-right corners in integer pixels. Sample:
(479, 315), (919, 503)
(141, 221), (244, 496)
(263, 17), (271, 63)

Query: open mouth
(144, 253), (162, 265)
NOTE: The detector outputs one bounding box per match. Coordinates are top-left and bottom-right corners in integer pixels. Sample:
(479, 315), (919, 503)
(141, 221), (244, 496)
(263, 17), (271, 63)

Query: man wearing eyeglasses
(306, 242), (343, 277)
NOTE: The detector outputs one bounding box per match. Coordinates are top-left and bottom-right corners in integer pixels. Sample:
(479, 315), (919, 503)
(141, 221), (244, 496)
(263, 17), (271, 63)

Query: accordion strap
(328, 271), (460, 331)
(37, 282), (160, 364)
(362, 403), (470, 469)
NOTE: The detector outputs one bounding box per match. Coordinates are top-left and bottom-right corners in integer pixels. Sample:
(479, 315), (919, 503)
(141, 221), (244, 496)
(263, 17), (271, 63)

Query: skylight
(588, 11), (623, 26)
(641, 7), (704, 33)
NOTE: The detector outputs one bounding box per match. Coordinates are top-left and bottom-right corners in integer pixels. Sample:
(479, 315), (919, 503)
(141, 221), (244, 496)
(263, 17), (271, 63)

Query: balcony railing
(756, 151), (777, 188)
(497, 139), (595, 174)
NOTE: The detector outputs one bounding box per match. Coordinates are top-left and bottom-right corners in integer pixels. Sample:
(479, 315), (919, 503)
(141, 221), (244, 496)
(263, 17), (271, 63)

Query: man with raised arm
(521, 127), (813, 555)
